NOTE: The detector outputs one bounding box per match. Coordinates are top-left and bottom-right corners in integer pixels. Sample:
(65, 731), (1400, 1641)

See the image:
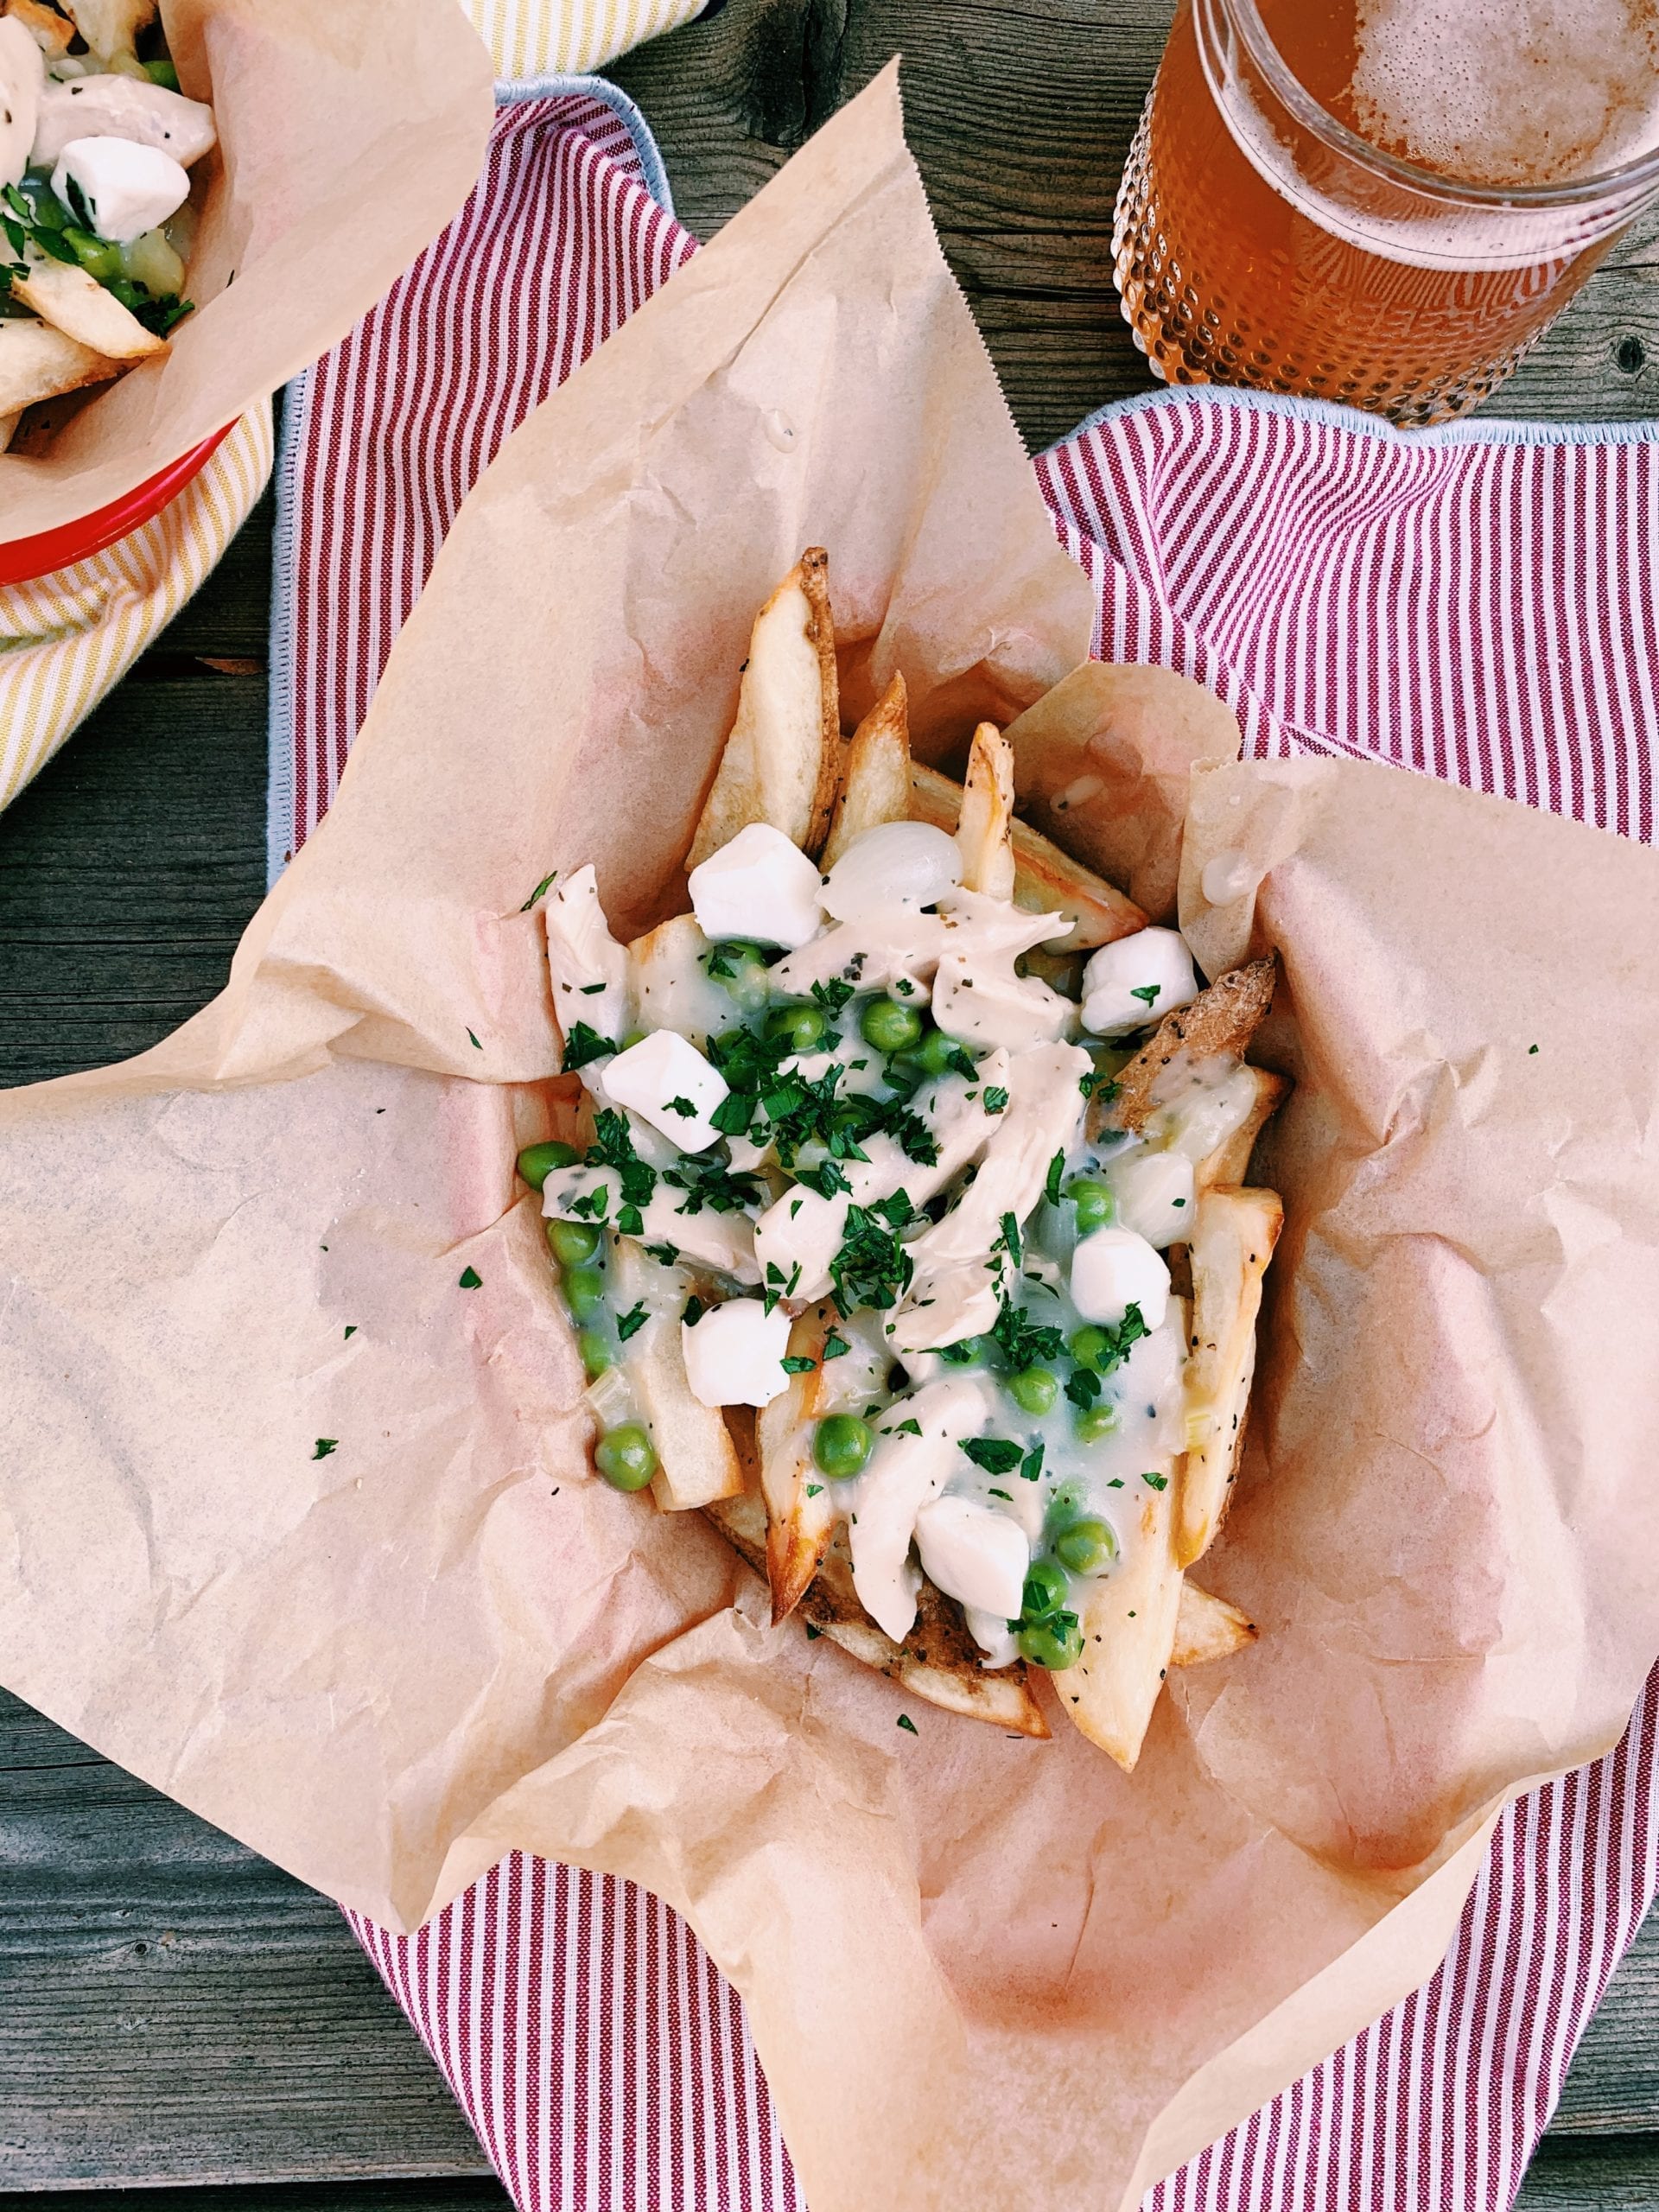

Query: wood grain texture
(2, 0), (1658, 2196)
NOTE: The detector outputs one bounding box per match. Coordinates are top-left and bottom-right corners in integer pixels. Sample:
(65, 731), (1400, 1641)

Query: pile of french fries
(551, 551), (1286, 1772)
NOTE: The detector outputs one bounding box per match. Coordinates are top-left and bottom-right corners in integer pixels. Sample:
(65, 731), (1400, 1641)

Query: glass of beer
(1115, 0), (1659, 424)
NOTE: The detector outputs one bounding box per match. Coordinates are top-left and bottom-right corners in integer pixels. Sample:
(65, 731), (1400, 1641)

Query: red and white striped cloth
(275, 85), (1659, 2212)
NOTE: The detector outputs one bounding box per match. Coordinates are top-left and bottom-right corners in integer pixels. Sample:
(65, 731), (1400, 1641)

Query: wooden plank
(0, 1692), (489, 2189)
(0, 671), (268, 1090)
(609, 0), (1659, 450)
(1516, 2132), (1659, 2208)
(1554, 1906), (1659, 2134)
(12, 2190), (510, 2212)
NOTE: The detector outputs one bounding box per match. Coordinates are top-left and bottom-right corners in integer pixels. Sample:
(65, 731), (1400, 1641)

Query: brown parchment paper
(0, 0), (493, 539)
(3, 64), (1659, 2212)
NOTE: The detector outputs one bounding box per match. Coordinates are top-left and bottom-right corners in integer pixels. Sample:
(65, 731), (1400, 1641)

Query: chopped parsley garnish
(938, 1338), (981, 1364)
(616, 1304), (649, 1341)
(343, 1325), (357, 1340)
(644, 1242), (680, 1267)
(1020, 1441), (1046, 1484)
(990, 1294), (1066, 1371)
(895, 1713), (918, 1735)
(996, 1210), (1022, 1268)
(1141, 1469), (1169, 1490)
(617, 1202), (645, 1236)
(520, 868), (558, 910)
(1044, 1149), (1066, 1207)
(958, 1436), (1024, 1476)
(805, 1484), (823, 1499)
(781, 1355), (817, 1374)
(312, 1438), (338, 1459)
(580, 982), (606, 995)
(1529, 1043), (1540, 1055)
(987, 1487), (1012, 1502)
(584, 1110), (658, 1217)
(562, 1021), (619, 1072)
(665, 1096), (697, 1117)
(804, 1621), (823, 1637)
(830, 1202), (914, 1315)
(822, 1331), (850, 1360)
(1129, 983), (1161, 1007)
(711, 1090), (756, 1135)
(1065, 1365), (1103, 1409)
(663, 1155), (761, 1215)
(798, 1159), (851, 1199)
(982, 1087), (1009, 1116)
(810, 976), (855, 1018)
(683, 1295), (705, 1327)
(887, 1417), (923, 1437)
(467, 1028), (483, 1050)
(458, 1266), (482, 1288)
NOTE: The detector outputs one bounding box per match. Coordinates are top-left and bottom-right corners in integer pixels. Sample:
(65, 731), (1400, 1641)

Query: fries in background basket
(520, 550), (1286, 1771)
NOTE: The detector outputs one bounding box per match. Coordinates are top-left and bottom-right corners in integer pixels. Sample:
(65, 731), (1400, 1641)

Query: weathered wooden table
(3, 3), (1657, 2206)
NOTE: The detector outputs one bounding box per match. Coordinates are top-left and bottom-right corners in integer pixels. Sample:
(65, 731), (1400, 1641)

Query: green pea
(1018, 1611), (1084, 1671)
(1067, 1178), (1115, 1234)
(518, 1138), (578, 1188)
(577, 1329), (615, 1377)
(63, 227), (121, 282)
(621, 1029), (650, 1050)
(595, 1422), (657, 1491)
(1007, 1366), (1058, 1415)
(1021, 1557), (1070, 1622)
(766, 1002), (828, 1053)
(144, 56), (181, 89)
(548, 1218), (602, 1266)
(563, 1264), (607, 1320)
(1075, 1404), (1120, 1444)
(813, 1413), (874, 1479)
(1055, 1516), (1117, 1573)
(861, 997), (925, 1056)
(1069, 1325), (1114, 1372)
(915, 1026), (966, 1075)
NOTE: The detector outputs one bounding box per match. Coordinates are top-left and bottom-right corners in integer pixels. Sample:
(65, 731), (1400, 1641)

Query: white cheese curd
(52, 134), (188, 241)
(930, 945), (1073, 1053)
(845, 1371), (1000, 1643)
(1071, 1224), (1171, 1333)
(680, 1296), (792, 1408)
(31, 73), (217, 169)
(601, 1029), (729, 1153)
(688, 821), (824, 950)
(752, 1181), (846, 1306)
(1106, 1147), (1197, 1249)
(821, 819), (961, 919)
(545, 865), (630, 1087)
(964, 1607), (1020, 1669)
(1081, 926), (1198, 1037)
(913, 1495), (1029, 1619)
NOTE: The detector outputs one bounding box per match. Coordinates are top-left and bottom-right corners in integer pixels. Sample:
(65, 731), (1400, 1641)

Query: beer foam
(1350, 0), (1659, 186)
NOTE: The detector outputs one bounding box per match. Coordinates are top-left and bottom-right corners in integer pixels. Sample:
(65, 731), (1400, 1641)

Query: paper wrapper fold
(3, 67), (1659, 2212)
(0, 0), (493, 541)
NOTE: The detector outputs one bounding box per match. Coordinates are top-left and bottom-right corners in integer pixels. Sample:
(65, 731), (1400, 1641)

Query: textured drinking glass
(1115, 0), (1659, 425)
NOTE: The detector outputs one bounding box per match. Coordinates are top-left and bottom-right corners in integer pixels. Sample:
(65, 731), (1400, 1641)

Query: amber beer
(1116, 0), (1659, 423)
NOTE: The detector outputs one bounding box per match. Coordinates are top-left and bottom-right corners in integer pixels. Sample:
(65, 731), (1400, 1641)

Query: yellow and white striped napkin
(0, 0), (701, 816)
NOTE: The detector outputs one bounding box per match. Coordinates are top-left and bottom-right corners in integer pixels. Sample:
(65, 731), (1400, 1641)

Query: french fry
(16, 245), (166, 362)
(756, 1303), (839, 1621)
(0, 315), (120, 413)
(1092, 957), (1278, 1140)
(1178, 1185), (1283, 1567)
(627, 912), (733, 1051)
(687, 548), (841, 867)
(1195, 1065), (1289, 1190)
(61, 0), (154, 60)
(909, 760), (1147, 950)
(820, 671), (910, 867)
(607, 1240), (742, 1512)
(1171, 1579), (1257, 1668)
(5, 0), (73, 57)
(954, 722), (1016, 899)
(705, 1489), (1051, 1738)
(1062, 1452), (1184, 1770)
(0, 410), (19, 453)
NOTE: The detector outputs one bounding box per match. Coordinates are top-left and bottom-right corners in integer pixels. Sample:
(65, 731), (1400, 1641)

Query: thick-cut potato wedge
(5, 0), (72, 59)
(909, 761), (1147, 950)
(0, 409), (19, 453)
(1195, 1065), (1290, 1190)
(0, 314), (119, 413)
(1178, 1185), (1282, 1567)
(756, 1302), (840, 1622)
(17, 245), (165, 361)
(1061, 1452), (1183, 1770)
(820, 671), (910, 868)
(1171, 1579), (1257, 1668)
(607, 1241), (742, 1512)
(954, 721), (1016, 899)
(1092, 957), (1278, 1140)
(706, 1488), (1050, 1738)
(687, 548), (841, 868)
(627, 912), (732, 1051)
